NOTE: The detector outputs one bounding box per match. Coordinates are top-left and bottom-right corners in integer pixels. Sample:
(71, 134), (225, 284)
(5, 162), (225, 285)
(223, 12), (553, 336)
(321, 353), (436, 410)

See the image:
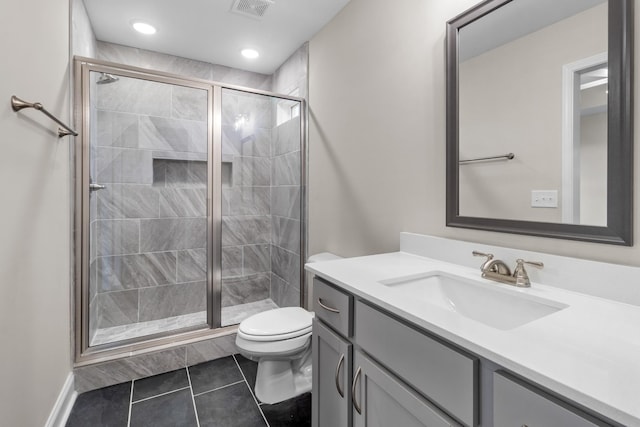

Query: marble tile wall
(220, 89), (275, 315)
(87, 40), (307, 338)
(272, 43), (309, 100)
(90, 76), (209, 339)
(74, 333), (238, 393)
(97, 42), (272, 91)
(270, 44), (307, 307)
(71, 0), (97, 59)
(269, 116), (302, 307)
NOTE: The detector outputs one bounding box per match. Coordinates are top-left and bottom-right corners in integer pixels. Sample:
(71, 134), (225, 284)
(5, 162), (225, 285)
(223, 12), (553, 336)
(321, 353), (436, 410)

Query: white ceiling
(83, 0), (351, 74)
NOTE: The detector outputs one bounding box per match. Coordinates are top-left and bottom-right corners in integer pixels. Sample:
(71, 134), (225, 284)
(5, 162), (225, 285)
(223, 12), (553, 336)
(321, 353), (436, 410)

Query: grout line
(191, 380), (245, 397)
(130, 386), (191, 404)
(233, 354), (270, 427)
(127, 380), (134, 427)
(186, 366), (202, 427)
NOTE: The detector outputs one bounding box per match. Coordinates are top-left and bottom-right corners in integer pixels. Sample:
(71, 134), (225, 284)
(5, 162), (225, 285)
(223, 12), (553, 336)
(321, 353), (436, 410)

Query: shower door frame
(73, 57), (308, 365)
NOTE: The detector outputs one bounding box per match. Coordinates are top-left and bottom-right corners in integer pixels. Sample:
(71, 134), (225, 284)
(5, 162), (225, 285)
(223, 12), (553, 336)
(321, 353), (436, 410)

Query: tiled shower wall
(88, 42), (304, 335)
(97, 42), (272, 91)
(220, 90), (274, 311)
(270, 116), (302, 307)
(89, 76), (209, 338)
(270, 43), (308, 307)
(219, 90), (302, 313)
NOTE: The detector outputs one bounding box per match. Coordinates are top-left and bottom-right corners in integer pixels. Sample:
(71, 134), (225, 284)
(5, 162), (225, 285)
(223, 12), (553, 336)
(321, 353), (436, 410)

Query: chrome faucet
(472, 251), (543, 288)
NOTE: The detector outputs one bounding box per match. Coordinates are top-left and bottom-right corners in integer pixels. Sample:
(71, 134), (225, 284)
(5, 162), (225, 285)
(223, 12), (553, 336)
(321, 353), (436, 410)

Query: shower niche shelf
(151, 153), (233, 187)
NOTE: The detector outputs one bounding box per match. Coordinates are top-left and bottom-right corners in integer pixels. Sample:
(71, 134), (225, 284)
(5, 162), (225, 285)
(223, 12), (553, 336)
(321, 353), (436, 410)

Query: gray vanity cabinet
(354, 301), (477, 426)
(493, 372), (611, 427)
(312, 277), (619, 427)
(352, 350), (460, 427)
(312, 319), (352, 427)
(312, 277), (472, 427)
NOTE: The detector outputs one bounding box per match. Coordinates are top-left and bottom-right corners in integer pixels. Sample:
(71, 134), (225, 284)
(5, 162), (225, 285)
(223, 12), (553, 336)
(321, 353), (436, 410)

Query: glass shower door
(85, 68), (213, 346)
(220, 88), (303, 326)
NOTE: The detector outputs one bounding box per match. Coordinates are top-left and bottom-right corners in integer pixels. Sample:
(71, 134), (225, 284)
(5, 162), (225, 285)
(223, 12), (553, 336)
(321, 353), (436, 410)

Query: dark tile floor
(66, 354), (311, 427)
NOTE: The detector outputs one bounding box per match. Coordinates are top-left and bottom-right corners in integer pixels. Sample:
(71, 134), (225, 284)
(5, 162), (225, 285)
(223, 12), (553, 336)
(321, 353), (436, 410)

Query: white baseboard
(45, 373), (77, 427)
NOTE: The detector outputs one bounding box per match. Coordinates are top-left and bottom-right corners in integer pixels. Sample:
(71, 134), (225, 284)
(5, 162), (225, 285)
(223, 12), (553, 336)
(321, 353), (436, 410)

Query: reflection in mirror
(458, 0), (607, 225)
(446, 0), (633, 245)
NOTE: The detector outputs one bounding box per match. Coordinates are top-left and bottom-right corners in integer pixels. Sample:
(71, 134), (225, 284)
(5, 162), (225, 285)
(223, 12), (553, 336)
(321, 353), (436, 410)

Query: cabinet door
(352, 350), (460, 427)
(313, 319), (352, 427)
(493, 371), (610, 427)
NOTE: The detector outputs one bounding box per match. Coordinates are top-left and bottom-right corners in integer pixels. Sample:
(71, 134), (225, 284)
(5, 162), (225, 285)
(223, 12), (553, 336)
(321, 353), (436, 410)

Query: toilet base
(254, 347), (312, 404)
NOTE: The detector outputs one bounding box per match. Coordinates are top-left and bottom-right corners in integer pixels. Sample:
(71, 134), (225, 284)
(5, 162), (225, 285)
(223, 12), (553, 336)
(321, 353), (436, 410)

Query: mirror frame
(446, 0), (634, 245)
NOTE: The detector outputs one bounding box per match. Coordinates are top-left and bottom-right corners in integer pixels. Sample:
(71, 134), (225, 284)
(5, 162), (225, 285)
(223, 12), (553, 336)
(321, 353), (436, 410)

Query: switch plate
(531, 190), (558, 208)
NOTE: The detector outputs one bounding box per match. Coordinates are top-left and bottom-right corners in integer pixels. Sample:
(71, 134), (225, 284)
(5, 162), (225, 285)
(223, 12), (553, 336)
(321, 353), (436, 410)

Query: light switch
(531, 190), (558, 208)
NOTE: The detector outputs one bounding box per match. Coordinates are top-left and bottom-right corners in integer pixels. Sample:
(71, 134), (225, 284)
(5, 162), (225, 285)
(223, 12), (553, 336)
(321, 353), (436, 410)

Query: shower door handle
(89, 183), (107, 192)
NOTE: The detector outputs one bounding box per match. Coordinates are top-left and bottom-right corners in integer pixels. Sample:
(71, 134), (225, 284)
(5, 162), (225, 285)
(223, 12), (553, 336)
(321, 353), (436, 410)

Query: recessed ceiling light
(132, 21), (156, 35)
(241, 49), (259, 59)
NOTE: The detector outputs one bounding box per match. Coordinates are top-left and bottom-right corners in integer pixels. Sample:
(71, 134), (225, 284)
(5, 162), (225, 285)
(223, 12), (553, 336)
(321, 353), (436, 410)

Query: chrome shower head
(96, 73), (119, 85)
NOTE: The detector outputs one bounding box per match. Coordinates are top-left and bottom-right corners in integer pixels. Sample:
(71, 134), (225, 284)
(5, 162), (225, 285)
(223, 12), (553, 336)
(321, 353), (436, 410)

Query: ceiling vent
(230, 0), (275, 19)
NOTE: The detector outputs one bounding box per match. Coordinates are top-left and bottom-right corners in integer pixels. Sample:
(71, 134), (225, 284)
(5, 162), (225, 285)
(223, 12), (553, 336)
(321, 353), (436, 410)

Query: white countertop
(306, 251), (640, 426)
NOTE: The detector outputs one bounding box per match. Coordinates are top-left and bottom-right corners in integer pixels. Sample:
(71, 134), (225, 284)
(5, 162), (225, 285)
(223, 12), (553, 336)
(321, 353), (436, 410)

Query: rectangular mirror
(446, 0), (633, 245)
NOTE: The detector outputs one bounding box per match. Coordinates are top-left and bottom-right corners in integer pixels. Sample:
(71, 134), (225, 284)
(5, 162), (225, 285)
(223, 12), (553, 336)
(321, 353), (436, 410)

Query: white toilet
(235, 307), (315, 404)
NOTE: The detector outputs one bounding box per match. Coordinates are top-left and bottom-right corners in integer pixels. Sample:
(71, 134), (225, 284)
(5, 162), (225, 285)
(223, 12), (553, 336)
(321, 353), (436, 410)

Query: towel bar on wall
(459, 152), (515, 165)
(11, 95), (78, 137)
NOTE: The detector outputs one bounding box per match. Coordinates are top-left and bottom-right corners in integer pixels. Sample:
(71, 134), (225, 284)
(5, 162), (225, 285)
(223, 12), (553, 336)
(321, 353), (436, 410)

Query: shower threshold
(90, 299), (279, 346)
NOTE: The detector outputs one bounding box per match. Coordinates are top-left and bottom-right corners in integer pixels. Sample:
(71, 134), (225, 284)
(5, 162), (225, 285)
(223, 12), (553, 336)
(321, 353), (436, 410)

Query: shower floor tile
(65, 354), (312, 427)
(91, 311), (207, 346)
(91, 298), (278, 346)
(221, 298), (279, 326)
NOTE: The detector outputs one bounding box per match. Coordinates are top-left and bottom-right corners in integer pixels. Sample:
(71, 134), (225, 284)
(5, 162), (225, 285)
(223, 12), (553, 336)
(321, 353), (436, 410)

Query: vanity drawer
(354, 301), (477, 427)
(493, 371), (610, 427)
(313, 277), (352, 337)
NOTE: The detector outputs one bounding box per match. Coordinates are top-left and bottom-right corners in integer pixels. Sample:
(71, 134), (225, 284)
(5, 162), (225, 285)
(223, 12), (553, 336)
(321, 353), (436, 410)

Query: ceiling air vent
(230, 0), (275, 19)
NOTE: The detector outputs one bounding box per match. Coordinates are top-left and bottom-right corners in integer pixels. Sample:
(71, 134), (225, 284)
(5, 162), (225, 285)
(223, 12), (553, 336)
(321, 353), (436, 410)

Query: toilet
(235, 307), (315, 404)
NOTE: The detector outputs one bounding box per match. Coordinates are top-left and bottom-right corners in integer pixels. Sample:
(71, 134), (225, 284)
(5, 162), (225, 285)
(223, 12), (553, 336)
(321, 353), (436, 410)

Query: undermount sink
(379, 271), (568, 330)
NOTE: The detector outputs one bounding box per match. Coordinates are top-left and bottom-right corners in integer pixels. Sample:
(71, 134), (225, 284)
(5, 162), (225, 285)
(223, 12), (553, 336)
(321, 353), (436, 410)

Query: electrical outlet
(531, 190), (558, 208)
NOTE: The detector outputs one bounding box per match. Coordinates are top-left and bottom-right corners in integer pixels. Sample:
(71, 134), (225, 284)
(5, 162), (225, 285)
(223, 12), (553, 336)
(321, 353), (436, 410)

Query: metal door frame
(73, 57), (307, 365)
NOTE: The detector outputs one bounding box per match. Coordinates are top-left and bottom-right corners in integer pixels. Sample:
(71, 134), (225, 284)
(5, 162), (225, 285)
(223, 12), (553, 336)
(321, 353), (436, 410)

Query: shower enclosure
(74, 58), (305, 361)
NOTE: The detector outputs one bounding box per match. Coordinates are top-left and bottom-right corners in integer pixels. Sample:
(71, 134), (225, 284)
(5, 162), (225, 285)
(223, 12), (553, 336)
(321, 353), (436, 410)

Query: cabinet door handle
(317, 298), (340, 313)
(352, 366), (362, 414)
(335, 353), (345, 398)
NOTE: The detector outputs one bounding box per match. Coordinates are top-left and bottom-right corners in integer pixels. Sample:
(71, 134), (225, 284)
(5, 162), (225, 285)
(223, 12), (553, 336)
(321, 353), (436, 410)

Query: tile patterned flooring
(66, 354), (311, 427)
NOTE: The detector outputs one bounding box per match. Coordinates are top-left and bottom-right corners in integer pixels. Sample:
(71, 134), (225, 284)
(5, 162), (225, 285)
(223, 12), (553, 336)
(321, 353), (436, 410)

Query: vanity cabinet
(312, 319), (352, 427)
(312, 277), (474, 427)
(493, 371), (611, 427)
(352, 350), (460, 427)
(312, 276), (620, 427)
(355, 300), (476, 426)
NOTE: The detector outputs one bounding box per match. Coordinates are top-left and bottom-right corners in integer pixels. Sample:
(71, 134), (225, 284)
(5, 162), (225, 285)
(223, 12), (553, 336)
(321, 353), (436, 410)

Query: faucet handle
(472, 251), (493, 260)
(472, 251), (494, 271)
(522, 259), (544, 269)
(513, 259), (544, 287)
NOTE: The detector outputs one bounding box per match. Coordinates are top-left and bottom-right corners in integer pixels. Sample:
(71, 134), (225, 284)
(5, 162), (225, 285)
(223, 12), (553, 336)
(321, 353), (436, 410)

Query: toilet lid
(238, 307), (314, 338)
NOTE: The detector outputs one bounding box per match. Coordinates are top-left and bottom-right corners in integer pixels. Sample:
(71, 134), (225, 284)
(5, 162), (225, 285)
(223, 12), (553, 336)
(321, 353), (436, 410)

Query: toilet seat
(235, 306), (315, 404)
(238, 307), (314, 342)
